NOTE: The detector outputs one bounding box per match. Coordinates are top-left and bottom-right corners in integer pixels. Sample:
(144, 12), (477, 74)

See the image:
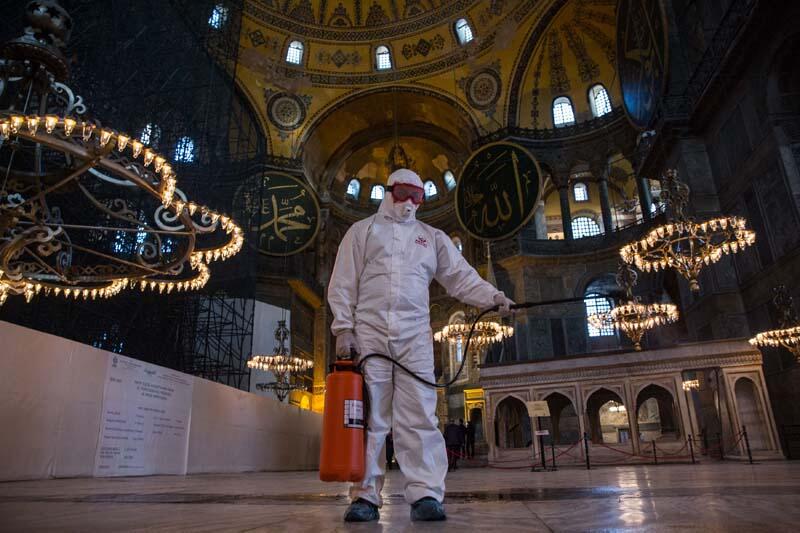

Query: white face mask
(392, 199), (417, 221)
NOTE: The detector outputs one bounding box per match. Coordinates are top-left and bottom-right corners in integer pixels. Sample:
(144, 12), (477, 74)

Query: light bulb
(44, 115), (58, 133)
(63, 118), (77, 135)
(82, 122), (94, 141)
(10, 115), (23, 133)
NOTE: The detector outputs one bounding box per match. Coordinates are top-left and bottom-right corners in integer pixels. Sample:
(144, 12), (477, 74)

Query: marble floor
(1, 462), (800, 532)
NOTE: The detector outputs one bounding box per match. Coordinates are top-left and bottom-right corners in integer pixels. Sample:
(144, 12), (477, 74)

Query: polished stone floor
(1, 463), (799, 532)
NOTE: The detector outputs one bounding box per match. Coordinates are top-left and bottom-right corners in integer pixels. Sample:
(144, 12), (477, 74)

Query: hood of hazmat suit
(327, 168), (508, 508)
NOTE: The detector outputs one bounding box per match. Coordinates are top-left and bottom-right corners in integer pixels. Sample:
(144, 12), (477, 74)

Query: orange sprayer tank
(319, 358), (365, 482)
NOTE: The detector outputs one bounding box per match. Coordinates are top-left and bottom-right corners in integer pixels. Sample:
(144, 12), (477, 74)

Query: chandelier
(682, 379), (701, 391)
(0, 2), (243, 307)
(619, 169), (755, 291)
(607, 401), (626, 413)
(588, 263), (679, 351)
(434, 315), (514, 348)
(249, 320), (313, 402)
(749, 286), (800, 361)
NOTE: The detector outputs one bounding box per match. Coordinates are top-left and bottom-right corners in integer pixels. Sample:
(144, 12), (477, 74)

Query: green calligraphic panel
(616, 0), (668, 129)
(235, 172), (319, 256)
(455, 142), (542, 241)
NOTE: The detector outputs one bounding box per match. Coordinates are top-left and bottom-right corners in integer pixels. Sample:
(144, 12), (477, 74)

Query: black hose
(356, 293), (619, 388)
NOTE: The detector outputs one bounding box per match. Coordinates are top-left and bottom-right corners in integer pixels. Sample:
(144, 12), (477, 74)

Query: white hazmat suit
(327, 168), (512, 507)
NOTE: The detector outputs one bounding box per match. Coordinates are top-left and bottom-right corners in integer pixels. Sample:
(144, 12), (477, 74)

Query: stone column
(558, 185), (573, 240)
(598, 177), (613, 233)
(312, 302), (327, 414)
(637, 177), (653, 221)
(534, 200), (547, 239)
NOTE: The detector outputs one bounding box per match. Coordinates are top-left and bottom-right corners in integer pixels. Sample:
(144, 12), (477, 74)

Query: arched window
(451, 235), (463, 253)
(208, 4), (229, 29)
(573, 182), (589, 202)
(375, 45), (392, 70)
(572, 216), (601, 238)
(454, 18), (474, 45)
(346, 178), (360, 199)
(140, 123), (160, 148)
(174, 136), (195, 163)
(589, 84), (612, 117)
(443, 170), (457, 190)
(286, 40), (304, 65)
(585, 293), (614, 337)
(553, 96), (576, 127)
(370, 184), (385, 201)
(424, 180), (438, 199)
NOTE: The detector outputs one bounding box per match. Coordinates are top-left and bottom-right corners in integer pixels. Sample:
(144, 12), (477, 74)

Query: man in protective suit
(327, 168), (514, 522)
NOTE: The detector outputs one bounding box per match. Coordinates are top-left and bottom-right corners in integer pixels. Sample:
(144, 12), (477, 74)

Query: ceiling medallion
(749, 285), (800, 361)
(460, 62), (502, 113)
(265, 90), (310, 133)
(0, 1), (243, 307)
(619, 169), (755, 292)
(588, 263), (679, 351)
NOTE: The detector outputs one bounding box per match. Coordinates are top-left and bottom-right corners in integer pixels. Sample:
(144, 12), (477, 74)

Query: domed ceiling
(234, 0), (626, 214)
(250, 0), (480, 34)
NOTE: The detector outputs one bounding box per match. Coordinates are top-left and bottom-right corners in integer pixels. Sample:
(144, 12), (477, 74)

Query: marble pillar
(559, 186), (573, 240)
(598, 177), (613, 233)
(534, 200), (547, 239)
(637, 177), (653, 221)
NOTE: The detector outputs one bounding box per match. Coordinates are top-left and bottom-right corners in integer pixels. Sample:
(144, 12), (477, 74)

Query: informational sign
(616, 0), (669, 129)
(455, 142), (542, 241)
(235, 171), (320, 256)
(525, 400), (551, 418)
(535, 430), (550, 436)
(94, 354), (194, 477)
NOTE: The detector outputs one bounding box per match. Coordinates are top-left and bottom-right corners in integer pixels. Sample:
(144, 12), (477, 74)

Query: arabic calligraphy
(456, 142), (541, 241)
(235, 172), (319, 256)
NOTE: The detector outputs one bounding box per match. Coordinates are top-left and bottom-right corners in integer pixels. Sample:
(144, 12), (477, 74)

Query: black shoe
(410, 497), (446, 521)
(344, 498), (379, 522)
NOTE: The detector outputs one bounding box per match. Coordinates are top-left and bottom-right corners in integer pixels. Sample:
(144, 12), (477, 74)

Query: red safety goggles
(386, 182), (425, 205)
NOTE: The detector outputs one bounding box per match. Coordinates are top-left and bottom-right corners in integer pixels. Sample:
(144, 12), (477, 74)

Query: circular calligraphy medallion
(455, 142), (542, 241)
(234, 171), (320, 256)
(616, 0), (669, 130)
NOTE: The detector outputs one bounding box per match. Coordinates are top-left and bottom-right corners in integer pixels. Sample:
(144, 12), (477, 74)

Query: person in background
(444, 420), (462, 471)
(457, 419), (467, 461)
(465, 420), (476, 459)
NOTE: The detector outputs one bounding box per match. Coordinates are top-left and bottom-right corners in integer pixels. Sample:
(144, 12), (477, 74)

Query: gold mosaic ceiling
(250, 0), (479, 33)
(236, 0), (623, 213)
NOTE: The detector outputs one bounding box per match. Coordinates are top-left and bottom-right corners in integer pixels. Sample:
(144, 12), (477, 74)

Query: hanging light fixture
(749, 286), (800, 361)
(249, 320), (313, 402)
(588, 263), (679, 351)
(608, 401), (626, 413)
(434, 242), (514, 348)
(434, 316), (514, 348)
(619, 169), (755, 291)
(0, 1), (243, 307)
(681, 370), (701, 391)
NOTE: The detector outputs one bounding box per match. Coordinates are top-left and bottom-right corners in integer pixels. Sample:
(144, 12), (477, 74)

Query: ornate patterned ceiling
(249, 0), (482, 36)
(235, 0), (626, 214)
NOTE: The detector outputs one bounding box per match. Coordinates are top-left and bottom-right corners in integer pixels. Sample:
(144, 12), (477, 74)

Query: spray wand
(357, 293), (620, 388)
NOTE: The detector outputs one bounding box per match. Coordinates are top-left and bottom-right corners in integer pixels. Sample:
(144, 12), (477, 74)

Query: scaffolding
(0, 0), (264, 391)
